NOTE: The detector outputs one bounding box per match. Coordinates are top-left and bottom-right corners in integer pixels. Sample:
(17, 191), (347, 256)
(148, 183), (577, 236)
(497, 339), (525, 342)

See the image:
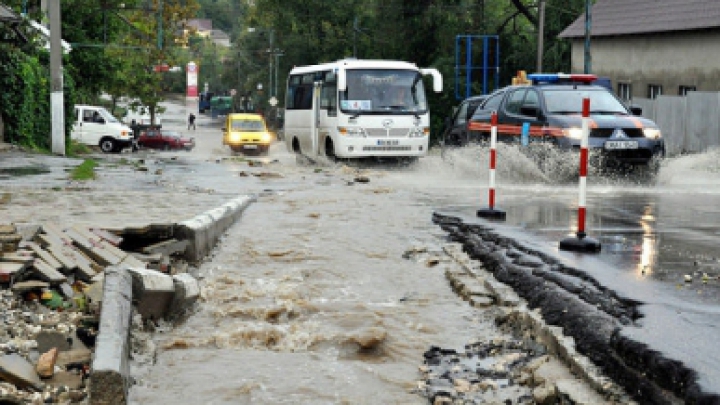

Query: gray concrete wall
(570, 30), (720, 97)
(631, 93), (720, 156)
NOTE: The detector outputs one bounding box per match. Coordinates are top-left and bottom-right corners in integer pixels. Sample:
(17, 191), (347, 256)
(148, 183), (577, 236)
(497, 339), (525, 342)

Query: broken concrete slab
(141, 238), (189, 257)
(36, 330), (72, 353)
(89, 267), (133, 405)
(127, 267), (175, 321)
(168, 273), (200, 319)
(0, 353), (42, 391)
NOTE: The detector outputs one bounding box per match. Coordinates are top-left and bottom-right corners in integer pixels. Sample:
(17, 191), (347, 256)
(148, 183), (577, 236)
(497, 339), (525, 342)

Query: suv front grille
(591, 128), (644, 138)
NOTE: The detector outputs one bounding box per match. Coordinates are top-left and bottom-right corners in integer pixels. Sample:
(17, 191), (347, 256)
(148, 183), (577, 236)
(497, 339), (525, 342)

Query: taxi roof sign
(527, 73), (598, 85)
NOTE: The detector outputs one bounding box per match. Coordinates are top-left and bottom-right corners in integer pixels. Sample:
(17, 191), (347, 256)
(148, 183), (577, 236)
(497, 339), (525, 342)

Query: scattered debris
(0, 221), (200, 404)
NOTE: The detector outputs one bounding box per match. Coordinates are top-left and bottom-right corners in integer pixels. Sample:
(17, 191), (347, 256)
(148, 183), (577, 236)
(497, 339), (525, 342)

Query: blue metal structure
(454, 35), (500, 100)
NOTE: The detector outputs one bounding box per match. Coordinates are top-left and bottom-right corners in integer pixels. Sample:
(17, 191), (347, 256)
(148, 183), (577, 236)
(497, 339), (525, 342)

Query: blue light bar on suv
(527, 73), (598, 85)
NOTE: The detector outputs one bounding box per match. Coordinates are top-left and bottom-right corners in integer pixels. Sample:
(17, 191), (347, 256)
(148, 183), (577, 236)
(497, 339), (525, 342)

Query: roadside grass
(70, 159), (98, 180)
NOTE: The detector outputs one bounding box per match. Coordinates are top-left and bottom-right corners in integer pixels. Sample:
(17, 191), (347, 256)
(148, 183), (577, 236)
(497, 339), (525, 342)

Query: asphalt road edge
(432, 211), (715, 404)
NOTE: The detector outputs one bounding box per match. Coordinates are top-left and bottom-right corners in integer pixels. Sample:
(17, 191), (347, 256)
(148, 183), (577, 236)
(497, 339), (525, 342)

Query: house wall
(569, 30), (720, 99)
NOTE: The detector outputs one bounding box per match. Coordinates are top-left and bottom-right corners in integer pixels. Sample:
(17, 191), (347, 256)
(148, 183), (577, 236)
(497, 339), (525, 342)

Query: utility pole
(584, 0), (592, 73)
(268, 30), (274, 98)
(536, 0), (546, 73)
(49, 0), (65, 155)
(273, 51), (284, 101)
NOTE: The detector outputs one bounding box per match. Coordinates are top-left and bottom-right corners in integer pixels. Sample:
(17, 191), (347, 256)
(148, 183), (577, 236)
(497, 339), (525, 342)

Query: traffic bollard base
(477, 208), (507, 221)
(559, 234), (602, 253)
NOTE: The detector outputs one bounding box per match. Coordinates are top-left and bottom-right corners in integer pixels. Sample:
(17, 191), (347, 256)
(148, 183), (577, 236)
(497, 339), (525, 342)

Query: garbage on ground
(0, 222), (198, 404)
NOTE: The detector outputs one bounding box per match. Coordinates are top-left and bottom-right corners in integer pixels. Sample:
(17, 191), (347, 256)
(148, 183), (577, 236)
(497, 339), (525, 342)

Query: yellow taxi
(222, 113), (274, 155)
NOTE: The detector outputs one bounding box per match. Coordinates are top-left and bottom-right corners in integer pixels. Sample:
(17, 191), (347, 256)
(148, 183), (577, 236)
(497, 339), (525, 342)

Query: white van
(71, 105), (135, 153)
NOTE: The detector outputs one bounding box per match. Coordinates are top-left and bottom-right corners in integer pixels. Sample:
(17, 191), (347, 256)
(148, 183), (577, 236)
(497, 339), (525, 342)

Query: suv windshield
(340, 69), (428, 115)
(544, 88), (628, 115)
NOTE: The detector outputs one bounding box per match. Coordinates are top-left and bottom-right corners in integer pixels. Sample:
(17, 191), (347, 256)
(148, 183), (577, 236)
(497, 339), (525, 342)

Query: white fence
(632, 92), (720, 156)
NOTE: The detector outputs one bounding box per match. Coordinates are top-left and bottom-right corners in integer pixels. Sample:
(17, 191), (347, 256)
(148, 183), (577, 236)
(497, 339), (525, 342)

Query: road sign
(269, 96), (278, 106)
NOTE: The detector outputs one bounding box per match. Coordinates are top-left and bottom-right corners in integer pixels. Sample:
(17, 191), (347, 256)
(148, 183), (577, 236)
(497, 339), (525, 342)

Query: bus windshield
(339, 69), (428, 115)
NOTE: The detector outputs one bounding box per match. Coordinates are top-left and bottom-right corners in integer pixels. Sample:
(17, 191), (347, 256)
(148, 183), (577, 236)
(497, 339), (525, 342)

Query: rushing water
(127, 101), (720, 403)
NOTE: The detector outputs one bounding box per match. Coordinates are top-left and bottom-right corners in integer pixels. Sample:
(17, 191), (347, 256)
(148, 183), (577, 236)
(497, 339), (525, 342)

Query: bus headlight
(408, 127), (429, 138)
(562, 127), (584, 139)
(338, 126), (366, 137)
(230, 133), (241, 141)
(643, 128), (662, 140)
(261, 132), (272, 142)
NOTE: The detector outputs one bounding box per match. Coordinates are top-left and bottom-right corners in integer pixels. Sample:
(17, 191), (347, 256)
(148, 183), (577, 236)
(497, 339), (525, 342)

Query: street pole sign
(187, 61), (198, 98)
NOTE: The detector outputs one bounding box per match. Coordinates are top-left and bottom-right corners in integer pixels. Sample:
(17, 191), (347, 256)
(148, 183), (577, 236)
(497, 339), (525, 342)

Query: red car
(137, 129), (195, 151)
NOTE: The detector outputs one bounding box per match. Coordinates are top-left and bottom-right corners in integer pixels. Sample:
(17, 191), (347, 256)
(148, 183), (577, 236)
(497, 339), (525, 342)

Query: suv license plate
(377, 140), (399, 146)
(605, 141), (638, 150)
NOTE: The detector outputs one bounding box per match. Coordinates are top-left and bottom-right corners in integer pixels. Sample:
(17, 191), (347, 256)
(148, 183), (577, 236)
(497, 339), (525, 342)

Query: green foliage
(70, 159), (98, 180)
(0, 39), (76, 152)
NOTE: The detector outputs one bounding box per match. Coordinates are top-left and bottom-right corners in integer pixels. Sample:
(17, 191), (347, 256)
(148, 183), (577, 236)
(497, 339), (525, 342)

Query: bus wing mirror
(420, 68), (443, 93)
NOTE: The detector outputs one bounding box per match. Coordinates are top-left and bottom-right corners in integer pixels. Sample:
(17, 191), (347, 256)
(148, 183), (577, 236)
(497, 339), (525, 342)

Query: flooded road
(125, 100), (720, 403)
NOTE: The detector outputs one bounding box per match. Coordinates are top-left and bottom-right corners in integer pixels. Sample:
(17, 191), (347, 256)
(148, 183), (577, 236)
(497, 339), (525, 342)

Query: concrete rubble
(0, 219), (208, 404)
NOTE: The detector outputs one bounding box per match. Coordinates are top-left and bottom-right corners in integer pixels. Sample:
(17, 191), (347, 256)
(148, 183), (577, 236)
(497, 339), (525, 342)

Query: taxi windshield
(231, 120), (264, 131)
(543, 89), (628, 115)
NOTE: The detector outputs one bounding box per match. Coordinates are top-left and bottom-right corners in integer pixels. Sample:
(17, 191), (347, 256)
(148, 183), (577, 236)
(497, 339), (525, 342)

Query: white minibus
(284, 58), (442, 162)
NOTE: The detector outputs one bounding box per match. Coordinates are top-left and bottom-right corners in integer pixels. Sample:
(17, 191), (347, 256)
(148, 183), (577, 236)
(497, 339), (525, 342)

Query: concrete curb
(89, 267), (133, 405)
(176, 194), (256, 263)
(91, 194), (256, 404)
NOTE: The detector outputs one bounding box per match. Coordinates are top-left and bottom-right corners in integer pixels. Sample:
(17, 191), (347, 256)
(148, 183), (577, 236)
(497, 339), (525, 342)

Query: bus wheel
(325, 138), (337, 162)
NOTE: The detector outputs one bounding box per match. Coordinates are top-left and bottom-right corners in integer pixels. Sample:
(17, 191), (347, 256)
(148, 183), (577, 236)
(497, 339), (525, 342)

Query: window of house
(648, 84), (662, 99)
(679, 85), (696, 96)
(617, 82), (632, 101)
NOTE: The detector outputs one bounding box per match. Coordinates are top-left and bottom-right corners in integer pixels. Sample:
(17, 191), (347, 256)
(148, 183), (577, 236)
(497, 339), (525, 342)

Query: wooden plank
(24, 241), (63, 271)
(72, 226), (126, 264)
(90, 228), (123, 247)
(31, 258), (67, 284)
(0, 261), (28, 283)
(0, 253), (35, 265)
(45, 244), (79, 274)
(40, 223), (74, 246)
(63, 248), (96, 281)
(64, 228), (120, 266)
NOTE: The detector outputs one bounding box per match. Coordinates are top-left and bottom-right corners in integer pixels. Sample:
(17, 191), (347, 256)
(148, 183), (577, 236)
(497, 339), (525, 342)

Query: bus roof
(289, 58), (420, 75)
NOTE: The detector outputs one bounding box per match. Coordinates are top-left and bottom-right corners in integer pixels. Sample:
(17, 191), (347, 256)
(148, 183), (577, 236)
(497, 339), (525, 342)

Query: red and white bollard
(559, 97), (601, 252)
(477, 111), (506, 220)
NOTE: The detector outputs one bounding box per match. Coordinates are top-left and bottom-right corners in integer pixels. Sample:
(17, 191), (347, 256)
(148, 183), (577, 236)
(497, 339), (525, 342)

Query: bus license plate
(377, 140), (399, 146)
(604, 141), (638, 150)
(243, 145), (258, 149)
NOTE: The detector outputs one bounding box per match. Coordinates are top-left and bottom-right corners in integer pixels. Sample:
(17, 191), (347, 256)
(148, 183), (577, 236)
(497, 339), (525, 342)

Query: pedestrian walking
(188, 113), (196, 130)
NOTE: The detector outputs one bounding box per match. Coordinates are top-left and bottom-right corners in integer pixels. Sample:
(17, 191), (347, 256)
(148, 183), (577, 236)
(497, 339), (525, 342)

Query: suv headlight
(562, 127), (584, 139)
(643, 128), (662, 139)
(338, 127), (367, 137)
(409, 127), (429, 138)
